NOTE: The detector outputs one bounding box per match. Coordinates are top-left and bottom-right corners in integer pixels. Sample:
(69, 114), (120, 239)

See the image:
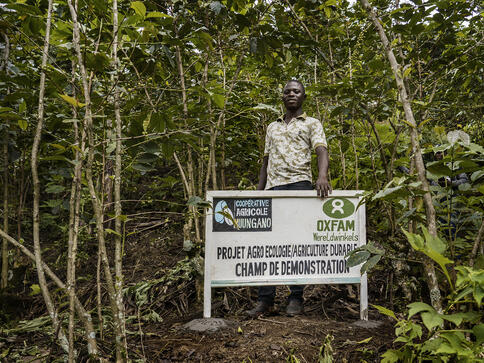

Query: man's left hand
(316, 176), (332, 198)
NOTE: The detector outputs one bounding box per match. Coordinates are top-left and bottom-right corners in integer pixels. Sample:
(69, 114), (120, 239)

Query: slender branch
(113, 0), (128, 358)
(470, 218), (484, 267)
(359, 0), (442, 312)
(1, 31), (10, 290)
(32, 0), (69, 353)
(173, 152), (190, 195)
(0, 228), (96, 347)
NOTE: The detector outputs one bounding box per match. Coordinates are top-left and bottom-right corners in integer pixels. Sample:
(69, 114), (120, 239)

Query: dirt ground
(136, 308), (394, 362)
(122, 226), (396, 362)
(0, 223), (396, 362)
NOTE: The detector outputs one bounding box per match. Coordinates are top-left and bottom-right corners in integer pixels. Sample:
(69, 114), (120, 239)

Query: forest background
(0, 0), (483, 361)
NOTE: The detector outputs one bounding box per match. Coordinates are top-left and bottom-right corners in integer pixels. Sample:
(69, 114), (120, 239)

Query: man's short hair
(285, 79), (306, 95)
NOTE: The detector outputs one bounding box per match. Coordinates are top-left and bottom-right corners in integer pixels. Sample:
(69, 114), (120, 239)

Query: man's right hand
(316, 175), (332, 198)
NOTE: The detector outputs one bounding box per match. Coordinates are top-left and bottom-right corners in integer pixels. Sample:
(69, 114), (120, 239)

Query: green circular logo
(322, 198), (355, 219)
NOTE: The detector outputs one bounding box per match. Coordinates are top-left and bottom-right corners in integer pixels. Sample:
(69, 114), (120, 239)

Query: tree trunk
(1, 31), (10, 290)
(359, 0), (442, 312)
(32, 0), (69, 352)
(1, 127), (8, 290)
(113, 0), (128, 358)
(174, 41), (201, 243)
(66, 0), (125, 358)
(67, 60), (82, 363)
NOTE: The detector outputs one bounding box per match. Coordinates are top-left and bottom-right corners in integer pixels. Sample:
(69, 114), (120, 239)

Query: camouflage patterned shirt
(264, 113), (327, 190)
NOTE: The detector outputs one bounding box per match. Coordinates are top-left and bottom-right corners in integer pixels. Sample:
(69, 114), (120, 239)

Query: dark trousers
(258, 180), (312, 305)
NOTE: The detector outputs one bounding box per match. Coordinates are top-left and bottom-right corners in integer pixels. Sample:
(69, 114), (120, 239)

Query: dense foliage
(0, 0), (482, 361)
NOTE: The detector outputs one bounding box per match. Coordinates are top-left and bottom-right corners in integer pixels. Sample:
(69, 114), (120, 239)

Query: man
(247, 80), (331, 317)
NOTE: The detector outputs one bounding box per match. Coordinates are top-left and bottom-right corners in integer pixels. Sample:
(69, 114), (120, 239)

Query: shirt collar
(277, 112), (307, 122)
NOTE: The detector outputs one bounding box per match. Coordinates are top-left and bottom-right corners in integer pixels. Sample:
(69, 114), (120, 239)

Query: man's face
(282, 82), (306, 111)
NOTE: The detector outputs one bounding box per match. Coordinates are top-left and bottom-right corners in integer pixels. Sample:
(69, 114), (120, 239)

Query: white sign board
(204, 190), (367, 320)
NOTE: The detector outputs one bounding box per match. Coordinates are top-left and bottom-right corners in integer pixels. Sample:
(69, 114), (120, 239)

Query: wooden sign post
(204, 190), (368, 320)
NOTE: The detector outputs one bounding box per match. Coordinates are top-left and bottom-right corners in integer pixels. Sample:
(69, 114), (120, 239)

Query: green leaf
(116, 214), (129, 223)
(137, 153), (158, 163)
(479, 184), (484, 195)
(442, 313), (464, 326)
(146, 11), (171, 18)
(364, 242), (384, 255)
(426, 161), (452, 177)
(59, 94), (85, 108)
(421, 226), (446, 254)
(471, 170), (484, 182)
(372, 185), (405, 200)
(346, 250), (370, 268)
(371, 304), (397, 320)
(381, 350), (401, 363)
(0, 348), (9, 359)
(210, 1), (223, 14)
(212, 94), (225, 109)
(421, 337), (443, 353)
(473, 285), (484, 306)
(85, 53), (111, 72)
(472, 324), (484, 345)
(30, 284), (41, 296)
(360, 254), (381, 274)
(424, 248), (453, 287)
(402, 229), (424, 251)
(421, 311), (443, 331)
(19, 100), (26, 113)
(0, 112), (21, 120)
(357, 337), (373, 344)
(195, 31), (214, 49)
(187, 196), (203, 206)
(105, 228), (122, 237)
(454, 286), (473, 302)
(403, 66), (412, 78)
(187, 196), (211, 208)
(131, 1), (146, 17)
(407, 302), (434, 318)
(45, 185), (65, 194)
(434, 343), (456, 354)
(440, 331), (467, 351)
(217, 209), (239, 229)
(17, 119), (28, 130)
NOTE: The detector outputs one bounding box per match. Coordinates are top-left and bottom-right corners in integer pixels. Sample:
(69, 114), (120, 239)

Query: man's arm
(315, 146), (331, 198)
(257, 156), (269, 190)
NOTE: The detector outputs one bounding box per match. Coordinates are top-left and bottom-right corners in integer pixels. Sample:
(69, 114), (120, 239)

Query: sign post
(204, 190), (367, 320)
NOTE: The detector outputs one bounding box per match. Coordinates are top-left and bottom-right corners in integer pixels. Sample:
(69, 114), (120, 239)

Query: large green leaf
(426, 161), (452, 177)
(421, 311), (443, 331)
(131, 1), (146, 17)
(407, 302), (434, 318)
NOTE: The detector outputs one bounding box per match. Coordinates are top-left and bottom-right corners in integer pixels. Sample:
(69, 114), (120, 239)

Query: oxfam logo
(214, 200), (234, 226)
(322, 198), (355, 219)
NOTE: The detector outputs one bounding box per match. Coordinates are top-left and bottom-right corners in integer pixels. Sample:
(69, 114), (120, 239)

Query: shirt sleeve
(264, 123), (273, 156)
(310, 118), (327, 149)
